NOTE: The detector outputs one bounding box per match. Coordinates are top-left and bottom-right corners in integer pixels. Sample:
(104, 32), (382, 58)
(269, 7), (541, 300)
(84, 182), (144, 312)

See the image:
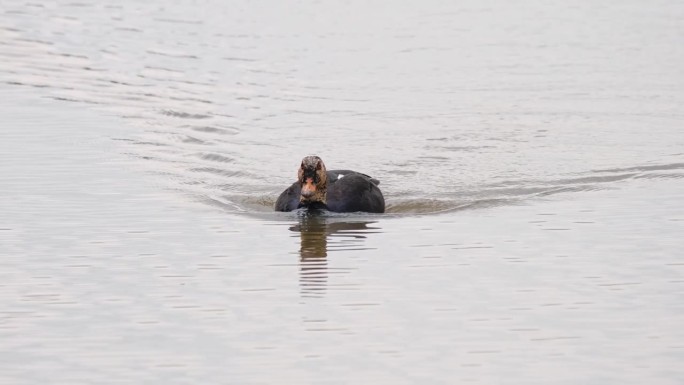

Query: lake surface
(1, 0), (683, 384)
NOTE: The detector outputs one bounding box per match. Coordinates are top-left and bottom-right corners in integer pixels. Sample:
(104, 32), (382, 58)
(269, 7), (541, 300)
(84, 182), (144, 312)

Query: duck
(275, 155), (385, 213)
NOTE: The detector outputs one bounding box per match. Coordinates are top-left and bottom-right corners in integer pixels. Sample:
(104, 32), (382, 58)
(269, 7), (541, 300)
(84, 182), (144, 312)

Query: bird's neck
(299, 186), (327, 208)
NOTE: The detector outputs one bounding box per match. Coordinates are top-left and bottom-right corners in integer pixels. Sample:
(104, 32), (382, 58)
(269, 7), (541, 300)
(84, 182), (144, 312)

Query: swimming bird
(275, 155), (385, 213)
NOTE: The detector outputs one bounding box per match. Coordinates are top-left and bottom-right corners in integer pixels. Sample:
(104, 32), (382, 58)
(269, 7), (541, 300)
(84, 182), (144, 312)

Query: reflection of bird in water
(289, 216), (379, 298)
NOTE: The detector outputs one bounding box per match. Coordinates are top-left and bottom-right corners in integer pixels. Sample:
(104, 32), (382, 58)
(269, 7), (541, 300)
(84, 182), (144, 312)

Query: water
(1, 0), (683, 384)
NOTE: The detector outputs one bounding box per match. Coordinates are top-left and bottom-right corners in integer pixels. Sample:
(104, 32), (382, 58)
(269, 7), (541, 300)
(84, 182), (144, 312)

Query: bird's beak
(301, 178), (316, 198)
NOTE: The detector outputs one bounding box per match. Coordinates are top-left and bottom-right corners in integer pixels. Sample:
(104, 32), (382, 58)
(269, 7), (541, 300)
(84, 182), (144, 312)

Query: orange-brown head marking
(298, 155), (327, 205)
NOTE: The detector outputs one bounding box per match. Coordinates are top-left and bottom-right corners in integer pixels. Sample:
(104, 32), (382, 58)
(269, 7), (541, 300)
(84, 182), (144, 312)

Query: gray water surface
(1, 0), (683, 384)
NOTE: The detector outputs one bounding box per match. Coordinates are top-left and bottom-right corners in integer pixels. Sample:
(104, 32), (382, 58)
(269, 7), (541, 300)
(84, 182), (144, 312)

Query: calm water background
(1, 0), (683, 384)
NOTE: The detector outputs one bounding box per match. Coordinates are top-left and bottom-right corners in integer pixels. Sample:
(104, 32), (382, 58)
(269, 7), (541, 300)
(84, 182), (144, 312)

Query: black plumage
(275, 157), (385, 213)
